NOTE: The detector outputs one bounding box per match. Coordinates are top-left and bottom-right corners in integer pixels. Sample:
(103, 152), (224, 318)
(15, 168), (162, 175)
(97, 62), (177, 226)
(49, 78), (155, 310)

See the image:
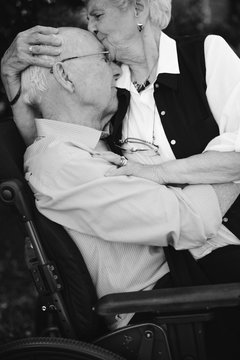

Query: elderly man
(2, 26), (240, 359)
(17, 27), (240, 331)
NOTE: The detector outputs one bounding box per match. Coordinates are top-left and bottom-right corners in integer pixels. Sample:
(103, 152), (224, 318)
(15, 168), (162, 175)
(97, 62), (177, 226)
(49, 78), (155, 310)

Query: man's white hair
(21, 56), (54, 106)
(21, 27), (83, 107)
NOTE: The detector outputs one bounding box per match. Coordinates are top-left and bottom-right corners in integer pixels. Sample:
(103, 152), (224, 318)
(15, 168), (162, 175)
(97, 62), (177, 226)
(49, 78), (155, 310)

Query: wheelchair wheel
(0, 337), (126, 360)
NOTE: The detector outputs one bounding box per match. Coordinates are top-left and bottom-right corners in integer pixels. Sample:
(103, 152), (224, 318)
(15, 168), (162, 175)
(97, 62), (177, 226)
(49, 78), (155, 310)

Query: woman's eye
(94, 13), (103, 19)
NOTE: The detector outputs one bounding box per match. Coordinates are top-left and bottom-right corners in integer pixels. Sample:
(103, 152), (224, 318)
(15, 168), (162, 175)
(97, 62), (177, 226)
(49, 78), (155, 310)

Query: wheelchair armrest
(95, 282), (240, 316)
(0, 179), (33, 221)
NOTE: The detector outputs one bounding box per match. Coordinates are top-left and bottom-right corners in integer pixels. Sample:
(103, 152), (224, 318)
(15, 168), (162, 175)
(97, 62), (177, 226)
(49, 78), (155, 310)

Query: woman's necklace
(132, 78), (150, 93)
(132, 58), (158, 93)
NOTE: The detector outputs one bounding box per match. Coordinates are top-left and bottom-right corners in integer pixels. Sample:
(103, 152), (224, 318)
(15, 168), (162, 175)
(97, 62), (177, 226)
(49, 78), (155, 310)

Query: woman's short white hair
(112, 0), (172, 30)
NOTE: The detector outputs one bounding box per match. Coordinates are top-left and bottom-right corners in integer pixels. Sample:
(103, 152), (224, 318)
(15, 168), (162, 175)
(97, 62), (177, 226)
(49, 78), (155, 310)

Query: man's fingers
(105, 167), (124, 176)
(105, 163), (133, 176)
(92, 152), (121, 164)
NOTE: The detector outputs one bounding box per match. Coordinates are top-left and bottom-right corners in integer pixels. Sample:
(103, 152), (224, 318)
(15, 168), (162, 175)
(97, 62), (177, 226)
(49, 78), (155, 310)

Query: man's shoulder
(25, 136), (75, 173)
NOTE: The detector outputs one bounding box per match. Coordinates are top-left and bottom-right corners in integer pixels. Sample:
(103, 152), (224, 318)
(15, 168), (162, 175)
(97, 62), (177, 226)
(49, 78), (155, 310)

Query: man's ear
(134, 0), (145, 17)
(52, 62), (75, 93)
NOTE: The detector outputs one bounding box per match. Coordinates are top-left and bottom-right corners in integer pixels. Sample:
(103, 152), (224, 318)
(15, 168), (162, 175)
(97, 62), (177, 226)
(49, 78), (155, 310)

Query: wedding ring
(29, 46), (33, 54)
(119, 156), (128, 167)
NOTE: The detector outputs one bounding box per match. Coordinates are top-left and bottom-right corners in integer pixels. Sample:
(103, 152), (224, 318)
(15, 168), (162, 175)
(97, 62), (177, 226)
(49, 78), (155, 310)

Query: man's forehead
(85, 35), (105, 52)
(62, 31), (104, 58)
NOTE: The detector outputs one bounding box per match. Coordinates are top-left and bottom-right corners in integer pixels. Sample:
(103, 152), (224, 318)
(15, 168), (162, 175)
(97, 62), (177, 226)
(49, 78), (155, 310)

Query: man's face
(65, 33), (119, 130)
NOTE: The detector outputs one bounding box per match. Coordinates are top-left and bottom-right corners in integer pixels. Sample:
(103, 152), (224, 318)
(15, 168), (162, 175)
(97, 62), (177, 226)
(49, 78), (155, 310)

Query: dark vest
(108, 34), (240, 258)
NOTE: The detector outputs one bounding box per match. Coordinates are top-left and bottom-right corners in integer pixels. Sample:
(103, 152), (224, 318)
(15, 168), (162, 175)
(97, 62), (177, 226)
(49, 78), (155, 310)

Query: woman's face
(86, 0), (137, 60)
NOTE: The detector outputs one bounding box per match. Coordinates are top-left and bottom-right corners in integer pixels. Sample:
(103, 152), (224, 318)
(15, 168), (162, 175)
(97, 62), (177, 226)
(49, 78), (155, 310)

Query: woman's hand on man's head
(1, 25), (62, 101)
(0, 25), (62, 146)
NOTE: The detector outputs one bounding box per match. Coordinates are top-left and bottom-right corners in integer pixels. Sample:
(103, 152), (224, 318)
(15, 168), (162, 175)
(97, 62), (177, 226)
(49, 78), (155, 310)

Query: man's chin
(102, 102), (118, 127)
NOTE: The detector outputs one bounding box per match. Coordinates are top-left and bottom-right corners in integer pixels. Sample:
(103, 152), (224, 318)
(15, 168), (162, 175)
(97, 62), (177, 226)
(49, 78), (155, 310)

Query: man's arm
(24, 144), (222, 250)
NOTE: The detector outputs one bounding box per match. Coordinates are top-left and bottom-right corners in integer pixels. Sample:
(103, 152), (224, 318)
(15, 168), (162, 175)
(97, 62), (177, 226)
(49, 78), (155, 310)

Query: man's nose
(111, 62), (122, 82)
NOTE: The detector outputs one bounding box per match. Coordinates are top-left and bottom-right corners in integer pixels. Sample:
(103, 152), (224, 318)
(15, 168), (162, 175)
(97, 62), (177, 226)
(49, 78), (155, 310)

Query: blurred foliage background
(0, 0), (240, 344)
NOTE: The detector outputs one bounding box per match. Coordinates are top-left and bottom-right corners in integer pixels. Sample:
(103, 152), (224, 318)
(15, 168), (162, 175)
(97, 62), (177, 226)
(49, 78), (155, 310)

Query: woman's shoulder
(173, 33), (228, 49)
(204, 34), (238, 65)
(174, 33), (233, 64)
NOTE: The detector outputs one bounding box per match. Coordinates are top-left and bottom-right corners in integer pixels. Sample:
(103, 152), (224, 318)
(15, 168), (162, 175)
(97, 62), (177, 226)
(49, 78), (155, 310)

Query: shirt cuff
(183, 184), (222, 239)
(203, 132), (240, 153)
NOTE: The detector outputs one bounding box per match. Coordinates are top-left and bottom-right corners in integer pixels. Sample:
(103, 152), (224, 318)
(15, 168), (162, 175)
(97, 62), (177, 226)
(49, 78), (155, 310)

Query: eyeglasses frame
(50, 50), (111, 73)
(116, 137), (160, 155)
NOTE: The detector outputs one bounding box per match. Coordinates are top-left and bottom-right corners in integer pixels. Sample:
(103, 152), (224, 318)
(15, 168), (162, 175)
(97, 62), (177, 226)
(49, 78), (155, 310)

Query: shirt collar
(157, 32), (180, 75)
(116, 32), (180, 90)
(35, 118), (102, 149)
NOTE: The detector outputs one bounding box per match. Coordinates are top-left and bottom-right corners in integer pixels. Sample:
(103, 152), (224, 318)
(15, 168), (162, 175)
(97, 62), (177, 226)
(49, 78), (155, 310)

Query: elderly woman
(1, 0), (240, 358)
(2, 0), (240, 258)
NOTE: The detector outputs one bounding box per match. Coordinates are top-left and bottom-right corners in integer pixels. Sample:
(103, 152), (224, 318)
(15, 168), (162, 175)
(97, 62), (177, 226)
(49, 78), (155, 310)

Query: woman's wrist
(1, 70), (21, 103)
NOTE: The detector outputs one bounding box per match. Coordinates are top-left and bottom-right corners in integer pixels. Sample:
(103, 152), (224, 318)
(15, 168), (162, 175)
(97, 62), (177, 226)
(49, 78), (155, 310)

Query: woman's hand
(1, 25), (62, 145)
(1, 25), (62, 101)
(93, 151), (166, 184)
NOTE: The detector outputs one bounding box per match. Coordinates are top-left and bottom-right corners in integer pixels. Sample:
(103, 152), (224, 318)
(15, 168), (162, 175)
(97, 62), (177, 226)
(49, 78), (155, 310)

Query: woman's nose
(87, 18), (98, 35)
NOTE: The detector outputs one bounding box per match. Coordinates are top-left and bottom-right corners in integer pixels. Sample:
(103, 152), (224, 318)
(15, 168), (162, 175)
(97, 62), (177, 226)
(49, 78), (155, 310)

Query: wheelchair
(0, 118), (240, 360)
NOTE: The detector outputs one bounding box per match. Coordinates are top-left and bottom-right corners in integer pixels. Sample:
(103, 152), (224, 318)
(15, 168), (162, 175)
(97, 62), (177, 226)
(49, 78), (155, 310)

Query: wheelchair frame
(1, 178), (240, 360)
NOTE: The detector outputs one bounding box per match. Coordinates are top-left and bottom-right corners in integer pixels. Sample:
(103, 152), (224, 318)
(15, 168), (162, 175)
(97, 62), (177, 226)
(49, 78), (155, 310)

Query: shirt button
(160, 110), (166, 116)
(223, 217), (228, 223)
(155, 83), (159, 89)
(170, 139), (176, 145)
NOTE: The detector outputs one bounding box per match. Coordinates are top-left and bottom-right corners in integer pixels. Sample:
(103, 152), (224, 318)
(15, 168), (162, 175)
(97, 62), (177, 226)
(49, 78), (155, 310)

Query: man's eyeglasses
(50, 51), (111, 73)
(115, 137), (160, 156)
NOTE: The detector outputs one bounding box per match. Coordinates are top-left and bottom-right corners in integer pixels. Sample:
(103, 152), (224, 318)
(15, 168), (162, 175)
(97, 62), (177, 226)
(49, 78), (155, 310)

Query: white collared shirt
(25, 119), (222, 328)
(116, 32), (240, 259)
(117, 32), (240, 156)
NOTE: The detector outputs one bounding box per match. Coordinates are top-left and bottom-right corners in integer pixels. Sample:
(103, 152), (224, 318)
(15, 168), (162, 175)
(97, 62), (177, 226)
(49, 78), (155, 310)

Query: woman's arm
(150, 151), (240, 185)
(96, 150), (240, 184)
(1, 25), (62, 144)
(94, 151), (240, 216)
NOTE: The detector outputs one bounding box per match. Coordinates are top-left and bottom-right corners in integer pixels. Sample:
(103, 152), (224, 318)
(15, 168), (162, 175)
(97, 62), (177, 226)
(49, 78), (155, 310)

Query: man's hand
(92, 151), (167, 184)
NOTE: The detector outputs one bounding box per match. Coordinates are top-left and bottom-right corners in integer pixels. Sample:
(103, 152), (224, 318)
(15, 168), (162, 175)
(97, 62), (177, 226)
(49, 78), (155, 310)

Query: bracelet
(9, 86), (21, 106)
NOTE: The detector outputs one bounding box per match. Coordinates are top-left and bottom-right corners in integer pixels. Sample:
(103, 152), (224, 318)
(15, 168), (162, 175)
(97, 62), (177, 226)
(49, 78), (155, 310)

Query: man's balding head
(21, 27), (101, 106)
(21, 27), (119, 131)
